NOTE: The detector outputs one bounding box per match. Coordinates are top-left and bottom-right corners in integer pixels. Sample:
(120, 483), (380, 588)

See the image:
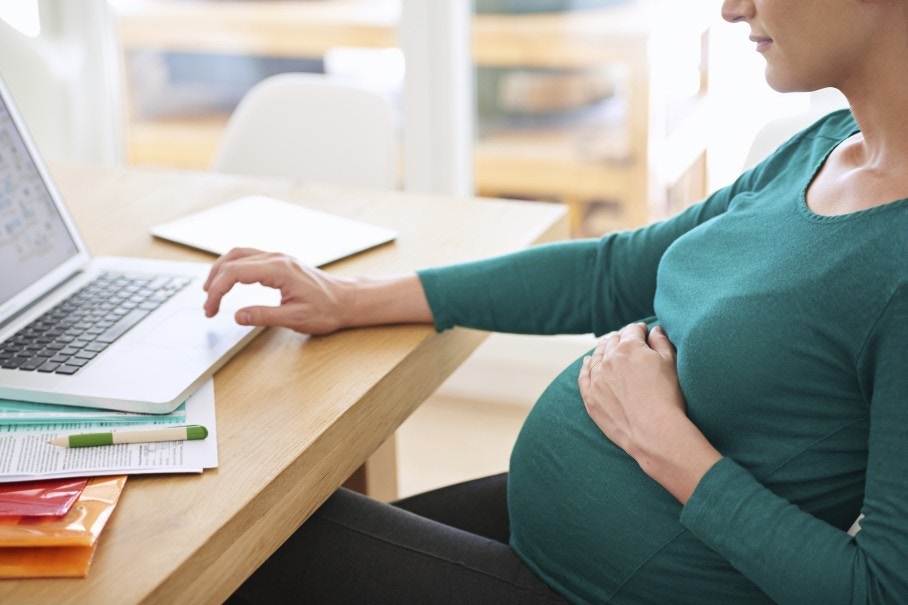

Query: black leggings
(227, 473), (568, 604)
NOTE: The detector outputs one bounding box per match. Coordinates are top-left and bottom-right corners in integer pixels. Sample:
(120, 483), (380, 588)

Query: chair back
(211, 72), (397, 189)
(743, 92), (849, 171)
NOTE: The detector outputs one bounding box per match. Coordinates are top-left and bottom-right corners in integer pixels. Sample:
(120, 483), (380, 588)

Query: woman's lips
(750, 35), (773, 53)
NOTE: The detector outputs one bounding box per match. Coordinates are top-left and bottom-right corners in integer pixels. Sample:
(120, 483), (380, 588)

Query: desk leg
(343, 433), (399, 502)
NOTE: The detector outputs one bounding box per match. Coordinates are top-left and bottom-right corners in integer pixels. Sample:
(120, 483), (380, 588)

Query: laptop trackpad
(140, 307), (226, 349)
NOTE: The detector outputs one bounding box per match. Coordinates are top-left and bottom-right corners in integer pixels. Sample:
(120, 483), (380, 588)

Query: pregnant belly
(506, 358), (765, 604)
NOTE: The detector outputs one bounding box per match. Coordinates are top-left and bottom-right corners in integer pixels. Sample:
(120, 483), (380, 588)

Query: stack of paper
(0, 379), (218, 483)
(0, 379), (219, 577)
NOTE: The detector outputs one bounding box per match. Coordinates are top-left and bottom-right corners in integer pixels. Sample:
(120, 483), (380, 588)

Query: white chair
(211, 72), (398, 190)
(742, 112), (832, 170)
(743, 91), (849, 170)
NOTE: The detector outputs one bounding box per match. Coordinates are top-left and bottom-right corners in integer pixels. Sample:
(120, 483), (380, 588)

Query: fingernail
(237, 311), (251, 325)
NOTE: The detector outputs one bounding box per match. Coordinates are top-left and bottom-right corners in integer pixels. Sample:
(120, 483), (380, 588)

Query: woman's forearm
(342, 273), (435, 329)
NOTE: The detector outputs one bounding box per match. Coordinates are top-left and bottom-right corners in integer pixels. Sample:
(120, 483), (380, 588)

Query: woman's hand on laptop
(202, 247), (433, 335)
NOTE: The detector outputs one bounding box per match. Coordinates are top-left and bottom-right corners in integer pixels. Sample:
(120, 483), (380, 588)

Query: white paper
(0, 399), (188, 425)
(0, 380), (218, 483)
(150, 195), (397, 267)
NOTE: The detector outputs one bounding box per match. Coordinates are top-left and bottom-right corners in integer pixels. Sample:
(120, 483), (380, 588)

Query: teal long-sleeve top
(417, 110), (908, 604)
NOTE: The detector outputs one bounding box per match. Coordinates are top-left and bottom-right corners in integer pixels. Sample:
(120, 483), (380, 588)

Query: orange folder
(0, 476), (127, 579)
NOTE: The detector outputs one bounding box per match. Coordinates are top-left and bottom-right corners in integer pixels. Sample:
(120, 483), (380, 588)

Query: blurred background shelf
(113, 0), (399, 57)
(112, 0), (711, 235)
(126, 115), (228, 167)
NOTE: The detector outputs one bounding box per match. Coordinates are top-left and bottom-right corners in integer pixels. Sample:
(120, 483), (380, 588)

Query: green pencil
(49, 425), (208, 448)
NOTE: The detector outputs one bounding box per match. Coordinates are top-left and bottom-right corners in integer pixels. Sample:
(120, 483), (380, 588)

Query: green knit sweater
(417, 110), (908, 604)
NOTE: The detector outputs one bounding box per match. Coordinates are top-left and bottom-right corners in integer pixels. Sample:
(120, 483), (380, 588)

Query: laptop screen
(0, 95), (79, 307)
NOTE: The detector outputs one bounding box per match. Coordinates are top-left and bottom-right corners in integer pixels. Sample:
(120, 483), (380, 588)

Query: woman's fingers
(203, 251), (297, 318)
(203, 247), (266, 292)
(647, 326), (677, 362)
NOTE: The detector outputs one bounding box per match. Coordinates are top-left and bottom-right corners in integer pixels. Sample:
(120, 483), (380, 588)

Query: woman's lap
(227, 473), (566, 604)
(392, 473), (512, 544)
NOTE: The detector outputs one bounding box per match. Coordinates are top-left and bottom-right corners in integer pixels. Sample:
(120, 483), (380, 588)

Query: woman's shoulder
(741, 109), (857, 188)
(802, 108), (857, 140)
(768, 108), (857, 160)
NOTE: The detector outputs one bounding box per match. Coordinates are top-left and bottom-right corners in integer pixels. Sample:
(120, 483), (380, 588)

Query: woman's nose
(721, 0), (754, 23)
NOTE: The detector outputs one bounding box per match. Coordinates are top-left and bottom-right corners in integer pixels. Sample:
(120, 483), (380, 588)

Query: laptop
(0, 75), (275, 414)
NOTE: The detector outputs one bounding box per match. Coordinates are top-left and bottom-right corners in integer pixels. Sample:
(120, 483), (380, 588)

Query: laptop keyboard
(0, 273), (191, 376)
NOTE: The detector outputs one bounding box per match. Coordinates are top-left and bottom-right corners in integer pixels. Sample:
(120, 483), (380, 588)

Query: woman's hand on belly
(578, 323), (722, 505)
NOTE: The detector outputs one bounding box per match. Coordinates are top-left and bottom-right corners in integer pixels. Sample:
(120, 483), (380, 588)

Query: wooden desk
(0, 164), (567, 604)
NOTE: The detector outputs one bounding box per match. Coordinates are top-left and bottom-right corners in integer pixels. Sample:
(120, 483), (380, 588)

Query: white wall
(0, 0), (122, 164)
(399, 0), (474, 196)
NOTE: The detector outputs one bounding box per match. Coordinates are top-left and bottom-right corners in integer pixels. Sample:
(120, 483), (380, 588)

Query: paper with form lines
(0, 379), (217, 483)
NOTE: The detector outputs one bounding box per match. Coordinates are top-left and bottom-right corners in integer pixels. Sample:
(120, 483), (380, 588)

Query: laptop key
(20, 357), (49, 371)
(95, 309), (151, 344)
(1, 271), (189, 376)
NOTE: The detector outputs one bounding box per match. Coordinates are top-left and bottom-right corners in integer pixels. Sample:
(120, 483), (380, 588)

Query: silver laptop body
(0, 74), (270, 413)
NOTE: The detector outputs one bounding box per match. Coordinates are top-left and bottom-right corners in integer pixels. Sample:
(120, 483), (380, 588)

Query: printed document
(0, 380), (217, 482)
